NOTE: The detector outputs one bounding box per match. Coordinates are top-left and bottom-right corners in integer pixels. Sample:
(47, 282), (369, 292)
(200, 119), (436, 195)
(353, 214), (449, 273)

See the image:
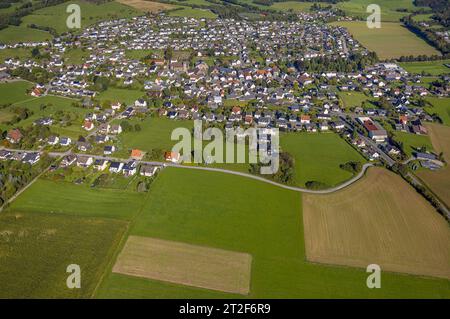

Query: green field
(96, 167), (450, 298)
(336, 0), (416, 22)
(270, 1), (314, 12)
(425, 97), (450, 126)
(281, 132), (366, 187)
(20, 0), (141, 35)
(97, 87), (145, 104)
(167, 7), (217, 19)
(0, 81), (34, 105)
(0, 48), (31, 63)
(334, 21), (441, 59)
(393, 131), (434, 157)
(0, 25), (52, 44)
(64, 48), (91, 65)
(0, 211), (126, 298)
(339, 91), (377, 109)
(400, 60), (450, 76)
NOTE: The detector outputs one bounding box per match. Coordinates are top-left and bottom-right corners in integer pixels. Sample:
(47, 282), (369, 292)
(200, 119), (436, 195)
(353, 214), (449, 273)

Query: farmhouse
(6, 129), (23, 144)
(164, 151), (180, 163)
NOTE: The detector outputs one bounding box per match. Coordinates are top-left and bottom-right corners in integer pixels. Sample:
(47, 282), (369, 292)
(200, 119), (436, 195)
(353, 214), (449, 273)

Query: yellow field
(113, 236), (252, 294)
(416, 123), (450, 207)
(116, 0), (176, 12)
(303, 167), (450, 279)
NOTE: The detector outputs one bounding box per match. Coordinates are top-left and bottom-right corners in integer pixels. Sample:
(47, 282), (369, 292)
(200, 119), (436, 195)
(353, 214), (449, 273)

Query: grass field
(113, 236), (252, 294)
(303, 167), (450, 279)
(0, 81), (34, 105)
(333, 21), (441, 59)
(0, 25), (52, 44)
(116, 0), (176, 12)
(20, 0), (141, 35)
(0, 48), (31, 63)
(64, 48), (91, 65)
(425, 97), (450, 126)
(167, 7), (217, 19)
(97, 87), (145, 104)
(336, 0), (416, 22)
(280, 132), (366, 187)
(96, 167), (450, 298)
(393, 131), (434, 157)
(339, 91), (377, 109)
(400, 60), (450, 75)
(270, 1), (314, 13)
(416, 123), (450, 208)
(0, 211), (127, 298)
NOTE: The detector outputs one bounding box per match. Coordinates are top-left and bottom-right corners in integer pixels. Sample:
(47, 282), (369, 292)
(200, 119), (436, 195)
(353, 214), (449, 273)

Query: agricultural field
(0, 211), (127, 298)
(280, 132), (366, 187)
(20, 0), (141, 35)
(416, 123), (450, 208)
(335, 0), (416, 22)
(116, 0), (177, 12)
(333, 21), (441, 59)
(113, 236), (252, 295)
(339, 91), (377, 109)
(167, 7), (217, 19)
(399, 59), (450, 76)
(0, 48), (31, 63)
(270, 1), (315, 13)
(393, 131), (434, 157)
(0, 25), (52, 44)
(303, 167), (450, 279)
(97, 167), (450, 298)
(425, 97), (450, 126)
(0, 81), (34, 105)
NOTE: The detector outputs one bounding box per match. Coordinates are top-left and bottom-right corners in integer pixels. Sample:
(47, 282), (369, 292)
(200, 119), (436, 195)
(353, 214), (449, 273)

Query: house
(140, 164), (159, 177)
(300, 115), (310, 124)
(60, 155), (77, 167)
(331, 121), (345, 131)
(0, 150), (12, 160)
(77, 141), (92, 152)
(164, 151), (180, 163)
(130, 149), (144, 160)
(319, 122), (329, 131)
(111, 101), (122, 110)
(134, 98), (147, 107)
(6, 129), (23, 144)
(95, 135), (109, 144)
(76, 156), (93, 168)
(22, 152), (40, 165)
(93, 159), (108, 171)
(104, 145), (116, 155)
(48, 136), (59, 145)
(109, 161), (124, 173)
(110, 124), (122, 134)
(123, 161), (137, 177)
(60, 137), (72, 146)
(83, 120), (94, 131)
(358, 117), (388, 142)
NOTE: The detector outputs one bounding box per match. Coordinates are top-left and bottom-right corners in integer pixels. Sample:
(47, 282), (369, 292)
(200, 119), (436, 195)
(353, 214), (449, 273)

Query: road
(1, 147), (374, 195)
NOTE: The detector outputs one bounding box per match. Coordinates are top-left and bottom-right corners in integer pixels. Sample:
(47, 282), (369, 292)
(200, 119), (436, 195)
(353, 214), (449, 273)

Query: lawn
(0, 48), (31, 63)
(97, 87), (145, 105)
(333, 21), (441, 59)
(399, 59), (450, 76)
(303, 167), (450, 279)
(0, 211), (127, 298)
(0, 81), (34, 105)
(64, 48), (91, 65)
(96, 167), (450, 298)
(280, 132), (366, 187)
(416, 123), (450, 208)
(425, 97), (450, 126)
(20, 0), (141, 35)
(336, 0), (416, 22)
(339, 91), (377, 109)
(0, 25), (52, 44)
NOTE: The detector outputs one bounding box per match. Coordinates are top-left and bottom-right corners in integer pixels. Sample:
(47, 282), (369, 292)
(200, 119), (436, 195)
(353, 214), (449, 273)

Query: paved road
(1, 147), (374, 195)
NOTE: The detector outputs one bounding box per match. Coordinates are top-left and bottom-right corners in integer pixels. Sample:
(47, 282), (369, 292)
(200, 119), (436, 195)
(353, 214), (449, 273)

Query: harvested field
(303, 167), (450, 279)
(113, 236), (252, 295)
(117, 0), (176, 12)
(416, 123), (450, 207)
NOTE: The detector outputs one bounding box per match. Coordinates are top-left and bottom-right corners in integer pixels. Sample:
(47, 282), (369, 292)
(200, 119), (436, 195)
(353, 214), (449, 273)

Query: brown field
(112, 236), (252, 294)
(303, 167), (450, 279)
(116, 0), (176, 12)
(416, 123), (450, 207)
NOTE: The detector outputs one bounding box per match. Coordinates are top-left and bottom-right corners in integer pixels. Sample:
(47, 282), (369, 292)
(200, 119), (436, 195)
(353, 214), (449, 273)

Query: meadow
(0, 211), (127, 298)
(303, 167), (450, 279)
(64, 48), (91, 65)
(97, 87), (145, 105)
(270, 1), (314, 13)
(97, 167), (450, 298)
(0, 48), (31, 63)
(393, 131), (434, 157)
(20, 0), (141, 35)
(416, 123), (450, 208)
(335, 0), (416, 22)
(167, 7), (217, 19)
(339, 91), (377, 110)
(0, 25), (52, 44)
(280, 132), (366, 187)
(399, 60), (450, 76)
(333, 21), (441, 59)
(0, 81), (34, 105)
(116, 0), (177, 12)
(425, 97), (450, 126)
